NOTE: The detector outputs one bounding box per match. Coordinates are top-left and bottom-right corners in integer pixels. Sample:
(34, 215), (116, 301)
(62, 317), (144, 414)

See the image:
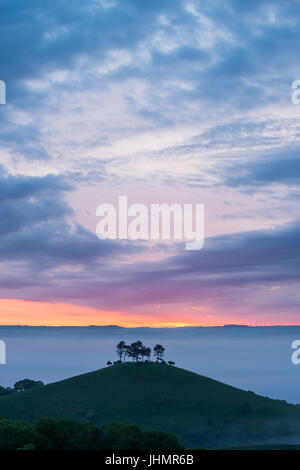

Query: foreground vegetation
(0, 417), (182, 450)
(0, 363), (300, 448)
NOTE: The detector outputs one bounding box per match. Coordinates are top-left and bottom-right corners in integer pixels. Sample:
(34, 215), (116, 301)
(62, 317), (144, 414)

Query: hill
(0, 363), (300, 448)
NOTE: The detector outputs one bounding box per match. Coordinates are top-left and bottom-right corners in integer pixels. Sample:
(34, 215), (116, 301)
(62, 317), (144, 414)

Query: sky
(1, 0), (300, 326)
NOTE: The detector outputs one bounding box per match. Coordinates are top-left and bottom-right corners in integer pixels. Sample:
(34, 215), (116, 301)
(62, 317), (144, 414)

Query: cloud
(0, 166), (144, 270)
(1, 0), (300, 323)
(0, 0), (186, 87)
(0, 165), (73, 200)
(0, 125), (51, 160)
(0, 202), (299, 319)
(224, 148), (300, 188)
(99, 219), (300, 309)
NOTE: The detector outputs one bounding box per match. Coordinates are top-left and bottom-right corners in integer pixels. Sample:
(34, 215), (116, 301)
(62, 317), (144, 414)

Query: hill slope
(0, 363), (299, 448)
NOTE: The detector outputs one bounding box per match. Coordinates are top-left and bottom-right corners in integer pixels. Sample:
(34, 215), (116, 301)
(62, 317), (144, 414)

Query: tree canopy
(0, 379), (44, 397)
(109, 341), (174, 365)
(0, 417), (183, 450)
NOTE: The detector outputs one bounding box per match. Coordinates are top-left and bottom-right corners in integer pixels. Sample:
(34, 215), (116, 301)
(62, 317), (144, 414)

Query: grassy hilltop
(0, 363), (300, 448)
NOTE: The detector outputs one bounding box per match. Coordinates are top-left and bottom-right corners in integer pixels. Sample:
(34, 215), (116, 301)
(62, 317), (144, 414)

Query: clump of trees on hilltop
(107, 341), (175, 366)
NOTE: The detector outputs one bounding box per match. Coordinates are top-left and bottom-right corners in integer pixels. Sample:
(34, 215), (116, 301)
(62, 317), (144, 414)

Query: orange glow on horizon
(0, 298), (299, 327)
(0, 298), (204, 327)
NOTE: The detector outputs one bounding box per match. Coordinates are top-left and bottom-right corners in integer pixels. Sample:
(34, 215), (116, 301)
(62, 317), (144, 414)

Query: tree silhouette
(14, 379), (44, 392)
(144, 347), (151, 362)
(116, 341), (126, 362)
(153, 344), (165, 362)
(140, 346), (145, 362)
(128, 341), (143, 362)
(123, 344), (130, 362)
(0, 386), (13, 396)
(113, 341), (169, 365)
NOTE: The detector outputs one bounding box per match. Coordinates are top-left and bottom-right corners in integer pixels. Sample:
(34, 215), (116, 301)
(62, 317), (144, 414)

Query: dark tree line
(0, 379), (44, 397)
(0, 418), (183, 450)
(107, 341), (175, 366)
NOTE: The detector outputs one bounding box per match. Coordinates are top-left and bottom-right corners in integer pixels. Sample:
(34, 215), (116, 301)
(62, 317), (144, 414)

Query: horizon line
(0, 323), (300, 328)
